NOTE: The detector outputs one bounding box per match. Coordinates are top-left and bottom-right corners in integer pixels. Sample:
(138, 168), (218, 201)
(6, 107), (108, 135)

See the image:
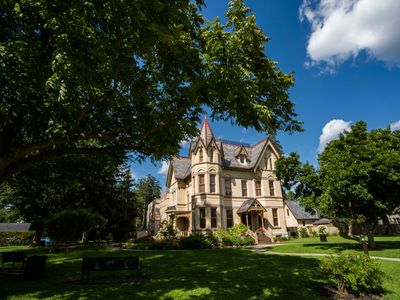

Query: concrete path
(250, 247), (400, 262)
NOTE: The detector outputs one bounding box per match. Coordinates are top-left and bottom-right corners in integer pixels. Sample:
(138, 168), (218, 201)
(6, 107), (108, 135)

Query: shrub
(240, 235), (255, 246)
(320, 253), (384, 296)
(213, 225), (255, 246)
(213, 229), (231, 246)
(0, 231), (35, 246)
(318, 226), (327, 235)
(179, 233), (213, 249)
(121, 239), (138, 249)
(228, 224), (247, 237)
(298, 226), (308, 238)
(159, 223), (177, 239)
(289, 231), (298, 239)
(148, 237), (180, 250)
(308, 227), (318, 237)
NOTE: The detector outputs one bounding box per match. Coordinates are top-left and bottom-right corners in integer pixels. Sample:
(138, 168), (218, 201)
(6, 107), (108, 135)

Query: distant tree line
(0, 153), (160, 243)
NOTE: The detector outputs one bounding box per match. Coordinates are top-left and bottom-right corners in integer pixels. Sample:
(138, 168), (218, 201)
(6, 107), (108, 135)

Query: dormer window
(199, 149), (203, 162)
(237, 155), (249, 165)
(210, 149), (214, 163)
(236, 146), (249, 165)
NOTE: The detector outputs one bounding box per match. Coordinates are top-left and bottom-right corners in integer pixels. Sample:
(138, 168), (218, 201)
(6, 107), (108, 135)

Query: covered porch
(166, 206), (191, 237)
(237, 199), (267, 232)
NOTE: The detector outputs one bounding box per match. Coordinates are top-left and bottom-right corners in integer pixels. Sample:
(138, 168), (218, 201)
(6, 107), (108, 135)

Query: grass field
(266, 235), (400, 258)
(0, 244), (399, 299)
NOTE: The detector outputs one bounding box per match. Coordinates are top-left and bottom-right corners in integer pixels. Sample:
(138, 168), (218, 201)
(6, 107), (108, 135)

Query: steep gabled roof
(285, 200), (319, 220)
(172, 157), (191, 180)
(220, 138), (269, 169)
(234, 145), (249, 158)
(199, 116), (215, 148)
(171, 118), (280, 186)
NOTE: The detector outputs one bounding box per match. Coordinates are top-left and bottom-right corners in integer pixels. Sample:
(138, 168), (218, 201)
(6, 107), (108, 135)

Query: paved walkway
(250, 247), (400, 262)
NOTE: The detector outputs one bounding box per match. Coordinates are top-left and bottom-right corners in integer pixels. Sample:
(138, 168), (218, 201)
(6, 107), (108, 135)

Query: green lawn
(0, 245), (399, 299)
(266, 235), (400, 258)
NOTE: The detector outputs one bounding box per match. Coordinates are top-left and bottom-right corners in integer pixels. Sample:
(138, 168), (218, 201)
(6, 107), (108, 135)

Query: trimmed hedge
(0, 231), (35, 246)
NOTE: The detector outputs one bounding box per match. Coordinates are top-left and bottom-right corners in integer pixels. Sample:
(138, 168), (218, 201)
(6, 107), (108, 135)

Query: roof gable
(199, 116), (215, 148)
(220, 138), (271, 170)
(253, 139), (281, 171)
(166, 157), (191, 186)
(237, 199), (267, 213)
(285, 200), (319, 220)
(235, 145), (249, 158)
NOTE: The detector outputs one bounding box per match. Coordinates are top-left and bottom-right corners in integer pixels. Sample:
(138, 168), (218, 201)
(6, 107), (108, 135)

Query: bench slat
(81, 256), (142, 282)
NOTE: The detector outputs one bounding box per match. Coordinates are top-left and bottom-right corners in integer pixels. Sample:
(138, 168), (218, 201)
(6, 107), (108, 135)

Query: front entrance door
(241, 212), (263, 231)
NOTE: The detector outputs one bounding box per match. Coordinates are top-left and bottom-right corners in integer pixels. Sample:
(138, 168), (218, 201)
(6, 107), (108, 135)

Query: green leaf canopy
(0, 0), (301, 180)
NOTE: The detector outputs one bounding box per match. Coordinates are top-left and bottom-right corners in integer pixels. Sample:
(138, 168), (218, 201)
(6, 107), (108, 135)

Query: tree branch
(0, 146), (127, 182)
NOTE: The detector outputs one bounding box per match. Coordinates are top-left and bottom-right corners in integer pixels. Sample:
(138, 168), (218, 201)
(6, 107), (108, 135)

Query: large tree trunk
(33, 228), (43, 245)
(365, 221), (377, 249)
(81, 231), (88, 244)
(367, 231), (375, 249)
(348, 222), (354, 238)
(381, 214), (394, 235)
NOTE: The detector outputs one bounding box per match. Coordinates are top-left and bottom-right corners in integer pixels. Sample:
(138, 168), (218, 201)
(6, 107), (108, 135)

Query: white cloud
(157, 161), (170, 176)
(300, 0), (400, 70)
(180, 138), (195, 148)
(390, 120), (400, 131)
(318, 119), (352, 152)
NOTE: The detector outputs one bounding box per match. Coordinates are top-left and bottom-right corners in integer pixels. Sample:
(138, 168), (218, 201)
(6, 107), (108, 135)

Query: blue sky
(130, 0), (400, 187)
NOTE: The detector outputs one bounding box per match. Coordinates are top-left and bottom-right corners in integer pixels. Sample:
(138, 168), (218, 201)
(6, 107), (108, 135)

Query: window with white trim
(269, 179), (275, 196)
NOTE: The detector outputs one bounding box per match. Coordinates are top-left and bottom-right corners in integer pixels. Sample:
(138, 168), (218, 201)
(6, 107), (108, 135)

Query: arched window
(210, 149), (214, 163)
(199, 149), (203, 162)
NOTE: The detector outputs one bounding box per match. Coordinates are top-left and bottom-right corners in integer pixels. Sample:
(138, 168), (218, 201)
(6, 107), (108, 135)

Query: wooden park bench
(1, 252), (26, 272)
(81, 256), (142, 282)
(0, 252), (47, 280)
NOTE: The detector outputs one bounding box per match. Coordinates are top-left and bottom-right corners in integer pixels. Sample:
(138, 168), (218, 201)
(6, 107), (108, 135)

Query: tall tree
(0, 154), (138, 243)
(0, 183), (20, 222)
(276, 121), (400, 247)
(135, 175), (161, 230)
(0, 0), (302, 182)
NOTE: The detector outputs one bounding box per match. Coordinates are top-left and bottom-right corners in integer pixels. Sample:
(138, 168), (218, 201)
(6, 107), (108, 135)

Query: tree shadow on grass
(0, 248), (329, 300)
(303, 240), (400, 254)
(303, 242), (361, 252)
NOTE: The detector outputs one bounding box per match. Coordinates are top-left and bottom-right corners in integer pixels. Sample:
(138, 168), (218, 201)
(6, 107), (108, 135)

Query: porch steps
(257, 234), (272, 245)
